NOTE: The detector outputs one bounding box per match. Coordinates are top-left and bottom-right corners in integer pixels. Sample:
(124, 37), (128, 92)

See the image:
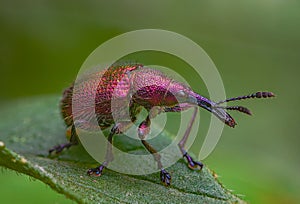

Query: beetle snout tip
(226, 119), (237, 128)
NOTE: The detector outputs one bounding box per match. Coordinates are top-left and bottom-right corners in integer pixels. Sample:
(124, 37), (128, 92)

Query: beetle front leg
(165, 106), (203, 170)
(178, 107), (203, 170)
(138, 114), (171, 186)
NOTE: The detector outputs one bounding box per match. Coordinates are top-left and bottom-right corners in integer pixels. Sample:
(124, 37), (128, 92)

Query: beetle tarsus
(160, 169), (171, 186)
(184, 153), (203, 170)
(49, 142), (73, 154)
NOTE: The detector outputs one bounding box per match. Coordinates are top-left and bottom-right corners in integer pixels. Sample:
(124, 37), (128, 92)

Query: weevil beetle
(49, 63), (275, 186)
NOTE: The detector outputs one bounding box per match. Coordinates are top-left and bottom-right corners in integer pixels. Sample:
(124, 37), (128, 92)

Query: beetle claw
(160, 169), (171, 186)
(87, 165), (105, 177)
(184, 153), (203, 170)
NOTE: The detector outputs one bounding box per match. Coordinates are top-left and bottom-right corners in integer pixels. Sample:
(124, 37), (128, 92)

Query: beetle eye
(176, 90), (187, 98)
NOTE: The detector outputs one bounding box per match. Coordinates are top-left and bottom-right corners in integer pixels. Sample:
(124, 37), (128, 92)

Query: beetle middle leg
(138, 113), (171, 186)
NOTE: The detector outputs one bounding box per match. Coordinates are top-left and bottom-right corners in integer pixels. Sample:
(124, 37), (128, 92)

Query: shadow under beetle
(49, 63), (275, 186)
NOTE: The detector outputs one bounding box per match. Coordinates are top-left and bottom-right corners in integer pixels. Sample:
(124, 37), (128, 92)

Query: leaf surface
(0, 96), (245, 203)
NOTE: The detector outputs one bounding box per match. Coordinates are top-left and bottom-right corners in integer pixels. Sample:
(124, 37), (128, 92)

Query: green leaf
(0, 95), (245, 204)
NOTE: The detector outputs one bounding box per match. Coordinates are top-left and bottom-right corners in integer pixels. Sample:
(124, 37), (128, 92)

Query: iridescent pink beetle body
(50, 63), (274, 185)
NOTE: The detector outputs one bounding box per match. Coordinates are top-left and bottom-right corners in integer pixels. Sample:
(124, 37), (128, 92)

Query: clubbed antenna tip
(214, 91), (275, 116)
(216, 91), (275, 105)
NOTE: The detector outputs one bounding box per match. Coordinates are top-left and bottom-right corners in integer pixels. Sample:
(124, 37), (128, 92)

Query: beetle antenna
(214, 105), (252, 115)
(216, 92), (275, 105)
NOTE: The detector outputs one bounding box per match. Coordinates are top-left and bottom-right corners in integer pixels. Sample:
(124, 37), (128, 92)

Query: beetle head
(187, 91), (275, 127)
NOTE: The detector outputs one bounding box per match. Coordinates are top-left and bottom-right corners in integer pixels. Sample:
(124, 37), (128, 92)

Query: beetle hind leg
(87, 121), (135, 177)
(49, 125), (78, 154)
(87, 123), (118, 177)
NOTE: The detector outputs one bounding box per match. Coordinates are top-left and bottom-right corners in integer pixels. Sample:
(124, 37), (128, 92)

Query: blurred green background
(0, 0), (299, 203)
